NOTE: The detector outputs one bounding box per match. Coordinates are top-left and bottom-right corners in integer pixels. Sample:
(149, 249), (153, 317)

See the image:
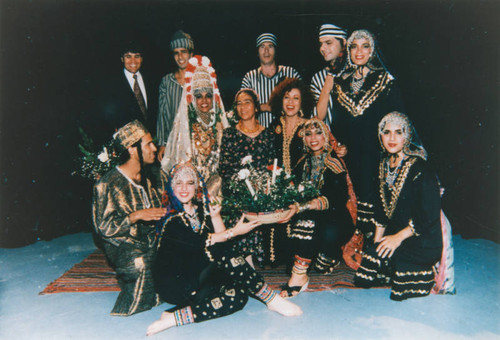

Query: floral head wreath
(184, 55), (222, 109)
(378, 111), (428, 160)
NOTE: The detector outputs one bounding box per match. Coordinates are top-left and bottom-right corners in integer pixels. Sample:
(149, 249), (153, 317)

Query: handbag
(342, 229), (364, 270)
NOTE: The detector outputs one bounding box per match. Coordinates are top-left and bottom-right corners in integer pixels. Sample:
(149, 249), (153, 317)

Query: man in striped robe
(310, 24), (347, 127)
(157, 30), (194, 161)
(241, 33), (301, 128)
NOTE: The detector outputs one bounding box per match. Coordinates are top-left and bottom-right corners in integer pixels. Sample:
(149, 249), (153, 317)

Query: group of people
(92, 23), (454, 336)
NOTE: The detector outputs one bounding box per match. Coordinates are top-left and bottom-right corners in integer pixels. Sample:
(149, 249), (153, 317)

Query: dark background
(1, 0), (498, 247)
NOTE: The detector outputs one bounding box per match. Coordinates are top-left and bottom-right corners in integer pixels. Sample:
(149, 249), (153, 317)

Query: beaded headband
(378, 112), (428, 160)
(184, 56), (221, 108)
(170, 162), (200, 189)
(346, 29), (375, 67)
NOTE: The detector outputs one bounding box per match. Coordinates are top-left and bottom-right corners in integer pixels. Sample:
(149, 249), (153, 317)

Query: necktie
(133, 74), (147, 119)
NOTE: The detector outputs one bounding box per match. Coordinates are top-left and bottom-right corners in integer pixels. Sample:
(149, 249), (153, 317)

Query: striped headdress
(256, 33), (277, 47)
(319, 24), (347, 40)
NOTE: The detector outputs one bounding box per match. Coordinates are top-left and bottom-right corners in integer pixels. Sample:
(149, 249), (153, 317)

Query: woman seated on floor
(354, 112), (444, 300)
(147, 162), (302, 336)
(278, 118), (356, 298)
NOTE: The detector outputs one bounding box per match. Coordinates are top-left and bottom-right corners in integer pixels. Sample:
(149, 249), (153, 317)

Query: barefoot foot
(267, 294), (303, 316)
(146, 312), (176, 336)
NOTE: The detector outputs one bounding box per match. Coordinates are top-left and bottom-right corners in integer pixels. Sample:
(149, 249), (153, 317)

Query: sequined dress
(153, 206), (276, 323)
(354, 157), (443, 300)
(331, 69), (404, 231)
(288, 153), (354, 271)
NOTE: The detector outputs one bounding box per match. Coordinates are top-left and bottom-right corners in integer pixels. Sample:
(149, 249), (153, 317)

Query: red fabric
(342, 230), (364, 270)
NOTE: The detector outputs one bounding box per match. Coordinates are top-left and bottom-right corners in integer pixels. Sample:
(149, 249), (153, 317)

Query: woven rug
(40, 250), (356, 295)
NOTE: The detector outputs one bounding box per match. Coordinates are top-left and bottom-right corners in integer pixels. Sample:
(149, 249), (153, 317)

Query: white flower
(227, 110), (234, 119)
(241, 155), (253, 166)
(189, 58), (198, 66)
(97, 147), (109, 162)
(237, 169), (250, 180)
(275, 168), (283, 175)
(298, 184), (304, 192)
(201, 56), (210, 67)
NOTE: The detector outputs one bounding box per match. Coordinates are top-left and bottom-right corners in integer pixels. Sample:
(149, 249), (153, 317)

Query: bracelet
(298, 202), (310, 214)
(224, 229), (234, 241)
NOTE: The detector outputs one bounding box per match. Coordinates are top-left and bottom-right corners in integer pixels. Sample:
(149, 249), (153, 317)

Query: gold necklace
(237, 121), (261, 134)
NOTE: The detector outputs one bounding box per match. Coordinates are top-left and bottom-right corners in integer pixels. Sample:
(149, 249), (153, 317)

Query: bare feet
(280, 273), (309, 298)
(146, 311), (176, 336)
(267, 294), (303, 316)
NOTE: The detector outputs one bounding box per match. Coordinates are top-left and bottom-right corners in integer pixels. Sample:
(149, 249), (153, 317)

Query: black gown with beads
(354, 157), (443, 300)
(153, 205), (275, 323)
(331, 70), (404, 232)
(288, 153), (354, 271)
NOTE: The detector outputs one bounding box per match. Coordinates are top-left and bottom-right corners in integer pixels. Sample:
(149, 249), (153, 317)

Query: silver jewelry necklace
(385, 157), (405, 187)
(185, 210), (201, 233)
(351, 76), (365, 93)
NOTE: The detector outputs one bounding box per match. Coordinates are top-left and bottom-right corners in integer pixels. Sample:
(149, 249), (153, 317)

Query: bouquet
(222, 155), (319, 223)
(72, 128), (119, 181)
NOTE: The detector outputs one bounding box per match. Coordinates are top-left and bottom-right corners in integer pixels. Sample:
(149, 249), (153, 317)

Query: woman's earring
(299, 109), (304, 117)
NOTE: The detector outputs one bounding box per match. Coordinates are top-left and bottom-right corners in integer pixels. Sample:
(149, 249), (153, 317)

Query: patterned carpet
(39, 250), (356, 295)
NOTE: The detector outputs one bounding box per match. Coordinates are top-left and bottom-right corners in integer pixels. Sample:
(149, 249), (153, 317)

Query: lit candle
(245, 178), (256, 197)
(271, 158), (278, 184)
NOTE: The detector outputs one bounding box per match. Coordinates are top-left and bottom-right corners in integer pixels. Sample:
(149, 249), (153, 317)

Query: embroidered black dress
(269, 117), (305, 174)
(354, 157), (443, 300)
(288, 154), (354, 271)
(153, 206), (275, 323)
(219, 127), (276, 262)
(260, 117), (306, 266)
(331, 70), (403, 231)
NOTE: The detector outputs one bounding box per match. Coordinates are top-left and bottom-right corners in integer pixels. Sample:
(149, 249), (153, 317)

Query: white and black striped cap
(170, 30), (194, 51)
(256, 33), (277, 47)
(319, 24), (347, 40)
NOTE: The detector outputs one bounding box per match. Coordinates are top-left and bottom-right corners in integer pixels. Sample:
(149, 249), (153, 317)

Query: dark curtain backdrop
(1, 0), (498, 247)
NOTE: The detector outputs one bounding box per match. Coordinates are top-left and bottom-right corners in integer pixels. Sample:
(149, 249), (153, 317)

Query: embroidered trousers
(354, 239), (441, 300)
(289, 217), (352, 271)
(158, 242), (275, 324)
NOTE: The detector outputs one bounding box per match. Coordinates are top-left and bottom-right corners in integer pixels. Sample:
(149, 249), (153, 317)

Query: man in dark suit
(101, 43), (158, 139)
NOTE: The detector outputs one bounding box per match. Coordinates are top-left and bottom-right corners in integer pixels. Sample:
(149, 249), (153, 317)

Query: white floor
(1, 232), (499, 340)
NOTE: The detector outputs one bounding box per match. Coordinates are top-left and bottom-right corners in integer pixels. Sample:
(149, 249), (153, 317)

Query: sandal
(280, 279), (309, 298)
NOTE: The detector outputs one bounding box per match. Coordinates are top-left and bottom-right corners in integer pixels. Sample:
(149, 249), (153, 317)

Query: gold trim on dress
(280, 116), (304, 173)
(335, 72), (393, 117)
(379, 157), (416, 219)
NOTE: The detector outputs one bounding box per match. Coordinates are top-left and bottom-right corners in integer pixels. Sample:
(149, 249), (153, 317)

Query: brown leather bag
(342, 229), (364, 270)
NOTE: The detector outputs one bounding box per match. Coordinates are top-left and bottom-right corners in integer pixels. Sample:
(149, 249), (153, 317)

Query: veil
(161, 56), (229, 174)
